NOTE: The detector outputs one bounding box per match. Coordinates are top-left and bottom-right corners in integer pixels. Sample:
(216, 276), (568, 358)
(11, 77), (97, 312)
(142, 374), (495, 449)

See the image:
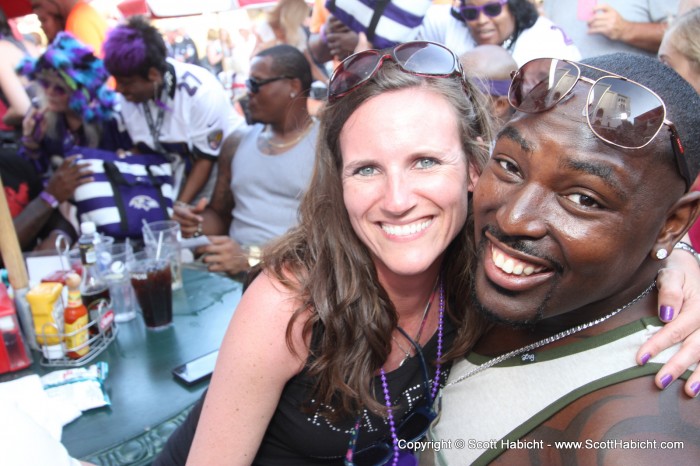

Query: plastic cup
(142, 220), (183, 290)
(128, 253), (173, 330)
(101, 243), (138, 323)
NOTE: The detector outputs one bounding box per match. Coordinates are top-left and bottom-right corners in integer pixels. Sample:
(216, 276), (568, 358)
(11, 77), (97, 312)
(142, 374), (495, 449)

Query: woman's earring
(290, 92), (296, 98)
(656, 248), (669, 260)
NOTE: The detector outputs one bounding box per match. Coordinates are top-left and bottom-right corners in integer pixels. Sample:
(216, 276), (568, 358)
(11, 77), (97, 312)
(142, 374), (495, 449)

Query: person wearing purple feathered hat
(17, 31), (116, 179)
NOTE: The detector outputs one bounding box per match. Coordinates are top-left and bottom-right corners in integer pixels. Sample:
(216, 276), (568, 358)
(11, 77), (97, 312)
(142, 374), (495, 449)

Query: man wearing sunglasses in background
(429, 53), (700, 464)
(417, 0), (580, 66)
(544, 0), (678, 59)
(171, 44), (318, 278)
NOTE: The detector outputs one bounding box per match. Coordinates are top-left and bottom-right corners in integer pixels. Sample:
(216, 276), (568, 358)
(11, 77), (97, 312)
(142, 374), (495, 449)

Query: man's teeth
(492, 248), (542, 276)
(382, 220), (432, 237)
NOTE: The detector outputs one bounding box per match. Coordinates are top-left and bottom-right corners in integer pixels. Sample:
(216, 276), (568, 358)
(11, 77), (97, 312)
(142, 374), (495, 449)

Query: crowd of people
(2, 1), (700, 465)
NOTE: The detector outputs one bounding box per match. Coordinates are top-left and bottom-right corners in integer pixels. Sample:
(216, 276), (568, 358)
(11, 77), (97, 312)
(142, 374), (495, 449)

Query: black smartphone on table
(172, 350), (219, 385)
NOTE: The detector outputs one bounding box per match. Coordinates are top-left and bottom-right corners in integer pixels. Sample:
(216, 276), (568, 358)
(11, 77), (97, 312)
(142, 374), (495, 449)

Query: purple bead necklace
(379, 281), (444, 466)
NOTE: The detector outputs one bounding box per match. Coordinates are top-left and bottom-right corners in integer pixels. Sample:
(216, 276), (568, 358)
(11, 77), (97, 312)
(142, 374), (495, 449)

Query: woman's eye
(355, 166), (377, 176)
(415, 158), (438, 169)
(566, 193), (600, 208)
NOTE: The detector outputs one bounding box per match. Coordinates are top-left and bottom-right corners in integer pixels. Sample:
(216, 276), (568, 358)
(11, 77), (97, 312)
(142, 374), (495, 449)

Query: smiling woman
(418, 0), (581, 65)
(178, 41), (494, 466)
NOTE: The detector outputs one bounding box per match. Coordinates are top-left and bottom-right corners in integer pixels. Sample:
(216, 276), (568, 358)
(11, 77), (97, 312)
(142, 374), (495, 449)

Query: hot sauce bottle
(64, 273), (90, 359)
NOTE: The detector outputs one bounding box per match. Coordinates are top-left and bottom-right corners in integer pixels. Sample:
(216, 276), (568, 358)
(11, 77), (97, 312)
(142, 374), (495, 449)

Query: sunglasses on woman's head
(345, 343), (438, 466)
(459, 0), (508, 22)
(328, 41), (465, 102)
(245, 75), (293, 94)
(508, 57), (691, 190)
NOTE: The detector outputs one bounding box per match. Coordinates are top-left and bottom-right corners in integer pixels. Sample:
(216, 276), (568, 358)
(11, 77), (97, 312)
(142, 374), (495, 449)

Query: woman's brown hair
(265, 60), (493, 419)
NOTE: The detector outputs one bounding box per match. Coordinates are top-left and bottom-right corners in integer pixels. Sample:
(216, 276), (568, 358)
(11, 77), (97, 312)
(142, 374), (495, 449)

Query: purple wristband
(320, 24), (328, 45)
(39, 190), (59, 209)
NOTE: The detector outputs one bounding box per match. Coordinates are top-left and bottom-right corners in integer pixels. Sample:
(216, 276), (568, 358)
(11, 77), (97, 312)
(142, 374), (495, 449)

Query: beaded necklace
(345, 281), (445, 466)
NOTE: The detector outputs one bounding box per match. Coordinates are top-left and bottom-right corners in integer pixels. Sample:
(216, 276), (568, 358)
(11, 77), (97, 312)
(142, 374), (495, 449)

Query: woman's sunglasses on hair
(345, 344), (438, 466)
(328, 41), (464, 102)
(459, 0), (508, 22)
(245, 75), (294, 94)
(508, 57), (691, 190)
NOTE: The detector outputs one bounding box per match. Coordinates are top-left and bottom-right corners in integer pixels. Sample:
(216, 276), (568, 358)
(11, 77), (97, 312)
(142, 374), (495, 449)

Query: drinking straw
(156, 231), (164, 260)
(142, 218), (155, 243)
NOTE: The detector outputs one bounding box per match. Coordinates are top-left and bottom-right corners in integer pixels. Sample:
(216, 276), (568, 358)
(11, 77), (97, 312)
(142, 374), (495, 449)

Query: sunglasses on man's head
(345, 342), (438, 466)
(508, 57), (691, 190)
(328, 41), (465, 102)
(459, 0), (508, 22)
(245, 75), (293, 94)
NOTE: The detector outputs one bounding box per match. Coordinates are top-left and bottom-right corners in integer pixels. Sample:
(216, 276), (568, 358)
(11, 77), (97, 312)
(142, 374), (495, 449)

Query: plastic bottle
(64, 273), (90, 359)
(25, 282), (64, 359)
(79, 222), (113, 337)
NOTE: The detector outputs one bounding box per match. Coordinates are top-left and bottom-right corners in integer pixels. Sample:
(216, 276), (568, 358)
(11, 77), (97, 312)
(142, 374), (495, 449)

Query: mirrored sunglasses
(459, 0), (508, 22)
(508, 57), (691, 189)
(245, 75), (293, 94)
(328, 41), (464, 102)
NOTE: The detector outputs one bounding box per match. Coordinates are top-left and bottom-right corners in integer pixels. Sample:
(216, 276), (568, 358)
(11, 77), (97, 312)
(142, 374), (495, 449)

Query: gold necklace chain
(262, 119), (314, 149)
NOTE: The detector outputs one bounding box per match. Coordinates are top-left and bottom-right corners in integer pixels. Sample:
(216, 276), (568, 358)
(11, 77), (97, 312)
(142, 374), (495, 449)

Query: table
(9, 266), (242, 465)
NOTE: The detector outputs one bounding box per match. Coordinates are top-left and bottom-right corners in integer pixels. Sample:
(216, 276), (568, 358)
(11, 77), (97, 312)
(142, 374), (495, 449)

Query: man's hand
(173, 198), (208, 238)
(587, 4), (628, 41)
(45, 155), (93, 202)
(326, 16), (359, 60)
(197, 236), (249, 276)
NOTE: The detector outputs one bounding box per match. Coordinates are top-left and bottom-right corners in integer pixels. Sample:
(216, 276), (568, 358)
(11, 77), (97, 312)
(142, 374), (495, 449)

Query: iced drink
(130, 258), (173, 330)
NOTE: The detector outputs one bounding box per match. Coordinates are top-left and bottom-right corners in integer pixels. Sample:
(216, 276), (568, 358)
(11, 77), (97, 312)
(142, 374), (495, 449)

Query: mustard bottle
(26, 282), (64, 346)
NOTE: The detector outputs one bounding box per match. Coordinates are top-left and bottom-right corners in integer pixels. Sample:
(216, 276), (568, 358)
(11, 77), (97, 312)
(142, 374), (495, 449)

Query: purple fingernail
(660, 305), (674, 321)
(691, 382), (700, 398)
(640, 353), (651, 365)
(660, 374), (673, 389)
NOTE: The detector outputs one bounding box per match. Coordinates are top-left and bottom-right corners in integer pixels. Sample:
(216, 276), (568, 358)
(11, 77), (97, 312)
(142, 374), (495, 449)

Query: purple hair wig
(103, 25), (148, 77)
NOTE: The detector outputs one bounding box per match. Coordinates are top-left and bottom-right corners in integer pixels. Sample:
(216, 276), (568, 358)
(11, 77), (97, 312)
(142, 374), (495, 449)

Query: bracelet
(39, 190), (59, 209)
(319, 24), (328, 45)
(673, 241), (700, 265)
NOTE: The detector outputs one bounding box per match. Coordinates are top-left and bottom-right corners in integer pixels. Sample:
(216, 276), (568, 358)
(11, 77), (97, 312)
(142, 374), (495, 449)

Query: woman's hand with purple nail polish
(639, 247), (700, 396)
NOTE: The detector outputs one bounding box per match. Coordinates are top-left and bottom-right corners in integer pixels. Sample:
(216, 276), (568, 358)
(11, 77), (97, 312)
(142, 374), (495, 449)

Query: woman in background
(17, 32), (115, 181)
(659, 8), (700, 249)
(418, 0), (581, 65)
(254, 0), (310, 54)
(659, 7), (700, 93)
(0, 7), (34, 138)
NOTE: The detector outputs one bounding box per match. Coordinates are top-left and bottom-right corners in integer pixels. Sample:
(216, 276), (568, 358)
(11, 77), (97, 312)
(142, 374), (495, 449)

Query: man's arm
(13, 156), (92, 249)
(587, 5), (668, 53)
(172, 131), (241, 238)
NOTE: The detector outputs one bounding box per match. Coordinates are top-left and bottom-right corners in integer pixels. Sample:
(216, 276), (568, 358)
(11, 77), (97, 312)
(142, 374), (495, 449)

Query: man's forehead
(31, 0), (60, 12)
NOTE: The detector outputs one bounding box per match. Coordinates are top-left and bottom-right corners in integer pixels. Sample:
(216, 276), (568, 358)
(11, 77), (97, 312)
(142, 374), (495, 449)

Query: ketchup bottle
(64, 273), (90, 359)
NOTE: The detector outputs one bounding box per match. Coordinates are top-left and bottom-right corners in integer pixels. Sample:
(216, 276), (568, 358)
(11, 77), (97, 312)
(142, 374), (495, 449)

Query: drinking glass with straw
(141, 220), (183, 290)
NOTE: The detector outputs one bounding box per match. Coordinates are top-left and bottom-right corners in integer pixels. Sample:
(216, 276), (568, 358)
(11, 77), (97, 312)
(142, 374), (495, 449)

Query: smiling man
(429, 53), (700, 464)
